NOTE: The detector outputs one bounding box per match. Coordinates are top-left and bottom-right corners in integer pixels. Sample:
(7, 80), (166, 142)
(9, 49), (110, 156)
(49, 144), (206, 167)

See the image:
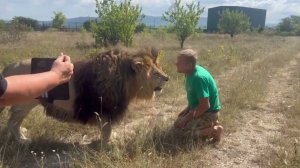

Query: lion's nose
(164, 76), (169, 82)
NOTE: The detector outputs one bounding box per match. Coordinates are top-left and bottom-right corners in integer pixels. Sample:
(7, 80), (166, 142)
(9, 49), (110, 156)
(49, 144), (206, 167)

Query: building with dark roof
(207, 6), (267, 32)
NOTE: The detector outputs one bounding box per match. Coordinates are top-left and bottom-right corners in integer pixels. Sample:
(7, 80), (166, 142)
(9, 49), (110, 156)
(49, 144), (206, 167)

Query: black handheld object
(31, 58), (70, 102)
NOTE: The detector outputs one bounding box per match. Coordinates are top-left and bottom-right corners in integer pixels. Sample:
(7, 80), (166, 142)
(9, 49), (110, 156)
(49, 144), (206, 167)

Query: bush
(0, 20), (5, 30)
(83, 19), (96, 32)
(218, 9), (250, 38)
(52, 11), (66, 29)
(135, 23), (146, 33)
(12, 16), (38, 30)
(293, 25), (300, 36)
(277, 15), (300, 36)
(93, 0), (143, 47)
(163, 0), (204, 48)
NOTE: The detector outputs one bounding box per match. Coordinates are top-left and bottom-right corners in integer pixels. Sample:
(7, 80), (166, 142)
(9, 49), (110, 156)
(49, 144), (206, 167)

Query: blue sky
(1, 0), (300, 23)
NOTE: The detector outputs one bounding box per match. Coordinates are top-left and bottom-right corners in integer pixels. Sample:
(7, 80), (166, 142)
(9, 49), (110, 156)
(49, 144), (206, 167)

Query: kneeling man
(174, 49), (223, 142)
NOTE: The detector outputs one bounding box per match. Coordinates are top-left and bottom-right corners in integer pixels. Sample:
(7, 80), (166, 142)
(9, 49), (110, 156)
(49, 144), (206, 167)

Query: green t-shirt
(185, 65), (221, 112)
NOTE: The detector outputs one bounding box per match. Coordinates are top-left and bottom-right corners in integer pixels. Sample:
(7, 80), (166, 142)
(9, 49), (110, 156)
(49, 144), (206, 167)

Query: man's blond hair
(178, 49), (197, 66)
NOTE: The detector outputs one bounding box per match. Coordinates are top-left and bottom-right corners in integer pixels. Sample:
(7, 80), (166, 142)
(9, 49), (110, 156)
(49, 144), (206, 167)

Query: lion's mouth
(154, 87), (162, 91)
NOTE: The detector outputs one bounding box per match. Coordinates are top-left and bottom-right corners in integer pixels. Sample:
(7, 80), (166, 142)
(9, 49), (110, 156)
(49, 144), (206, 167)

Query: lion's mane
(72, 47), (157, 124)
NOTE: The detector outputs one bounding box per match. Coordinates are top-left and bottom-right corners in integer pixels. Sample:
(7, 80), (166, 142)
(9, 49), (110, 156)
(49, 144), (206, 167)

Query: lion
(0, 47), (169, 145)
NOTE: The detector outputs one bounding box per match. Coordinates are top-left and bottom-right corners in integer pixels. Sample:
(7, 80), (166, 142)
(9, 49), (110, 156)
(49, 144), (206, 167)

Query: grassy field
(0, 31), (299, 167)
(266, 54), (300, 168)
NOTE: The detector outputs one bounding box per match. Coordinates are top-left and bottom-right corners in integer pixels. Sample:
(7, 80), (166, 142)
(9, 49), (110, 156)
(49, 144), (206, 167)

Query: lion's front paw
(19, 137), (32, 145)
(18, 127), (32, 145)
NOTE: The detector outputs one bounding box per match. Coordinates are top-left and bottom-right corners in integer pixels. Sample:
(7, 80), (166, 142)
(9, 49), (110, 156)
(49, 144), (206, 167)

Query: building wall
(207, 6), (266, 32)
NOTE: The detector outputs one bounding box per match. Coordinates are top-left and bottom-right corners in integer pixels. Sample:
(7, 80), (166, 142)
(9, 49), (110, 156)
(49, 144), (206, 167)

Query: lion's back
(2, 59), (31, 77)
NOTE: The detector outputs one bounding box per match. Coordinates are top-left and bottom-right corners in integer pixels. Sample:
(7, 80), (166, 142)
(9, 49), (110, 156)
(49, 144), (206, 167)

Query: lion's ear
(150, 47), (160, 63)
(131, 58), (143, 72)
(150, 47), (159, 58)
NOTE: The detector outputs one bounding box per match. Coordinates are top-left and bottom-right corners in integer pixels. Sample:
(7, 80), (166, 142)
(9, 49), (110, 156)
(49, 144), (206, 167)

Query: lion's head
(72, 47), (169, 123)
(129, 48), (169, 99)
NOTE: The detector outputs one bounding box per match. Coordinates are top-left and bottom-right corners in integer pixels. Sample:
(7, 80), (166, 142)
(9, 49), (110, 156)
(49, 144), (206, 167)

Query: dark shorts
(171, 112), (220, 137)
(185, 112), (219, 130)
(0, 75), (7, 97)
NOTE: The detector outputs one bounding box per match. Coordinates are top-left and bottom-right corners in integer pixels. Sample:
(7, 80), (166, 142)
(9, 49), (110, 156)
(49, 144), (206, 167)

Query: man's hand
(178, 110), (189, 117)
(50, 53), (74, 84)
(174, 115), (189, 129)
(178, 107), (189, 117)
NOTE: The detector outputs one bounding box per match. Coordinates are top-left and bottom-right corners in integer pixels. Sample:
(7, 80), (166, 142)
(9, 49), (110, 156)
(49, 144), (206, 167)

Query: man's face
(175, 56), (191, 73)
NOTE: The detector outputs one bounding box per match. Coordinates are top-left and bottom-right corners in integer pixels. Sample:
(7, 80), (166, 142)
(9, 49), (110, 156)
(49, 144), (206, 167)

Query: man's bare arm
(184, 98), (210, 122)
(0, 54), (73, 106)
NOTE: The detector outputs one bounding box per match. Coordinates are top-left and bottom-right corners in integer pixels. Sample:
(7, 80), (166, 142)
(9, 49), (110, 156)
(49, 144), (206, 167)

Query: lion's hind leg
(8, 102), (38, 144)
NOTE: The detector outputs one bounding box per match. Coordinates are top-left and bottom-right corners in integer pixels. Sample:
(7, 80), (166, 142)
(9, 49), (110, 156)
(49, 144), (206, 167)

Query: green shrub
(93, 0), (143, 47)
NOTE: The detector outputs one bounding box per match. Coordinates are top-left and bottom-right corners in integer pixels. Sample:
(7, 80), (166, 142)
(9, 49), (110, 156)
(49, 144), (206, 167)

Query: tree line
(0, 0), (299, 48)
(277, 15), (300, 36)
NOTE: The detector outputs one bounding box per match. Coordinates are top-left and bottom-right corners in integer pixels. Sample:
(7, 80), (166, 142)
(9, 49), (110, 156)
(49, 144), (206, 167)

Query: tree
(83, 19), (97, 32)
(294, 24), (300, 36)
(52, 11), (66, 29)
(12, 16), (38, 31)
(277, 15), (300, 35)
(277, 17), (293, 32)
(93, 0), (143, 47)
(218, 9), (250, 38)
(290, 15), (300, 24)
(135, 23), (146, 33)
(163, 0), (204, 48)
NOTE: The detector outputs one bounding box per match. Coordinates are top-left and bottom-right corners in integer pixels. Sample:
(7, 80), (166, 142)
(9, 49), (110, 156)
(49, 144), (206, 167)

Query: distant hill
(266, 23), (278, 28)
(141, 16), (207, 28)
(37, 17), (97, 28)
(37, 15), (207, 29)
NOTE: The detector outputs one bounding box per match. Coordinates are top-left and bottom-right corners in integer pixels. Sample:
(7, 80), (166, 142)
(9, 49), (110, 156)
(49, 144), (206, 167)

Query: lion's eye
(153, 72), (161, 77)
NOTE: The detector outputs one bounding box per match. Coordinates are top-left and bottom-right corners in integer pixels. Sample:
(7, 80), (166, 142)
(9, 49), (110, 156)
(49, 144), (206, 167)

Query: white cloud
(0, 2), (15, 17)
(131, 0), (200, 7)
(52, 0), (68, 5)
(80, 0), (95, 5)
(30, 0), (46, 5)
(132, 0), (170, 6)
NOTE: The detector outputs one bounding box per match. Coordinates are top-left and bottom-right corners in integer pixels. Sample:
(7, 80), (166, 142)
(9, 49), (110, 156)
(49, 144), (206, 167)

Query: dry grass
(0, 32), (300, 167)
(0, 31), (93, 69)
(265, 55), (300, 168)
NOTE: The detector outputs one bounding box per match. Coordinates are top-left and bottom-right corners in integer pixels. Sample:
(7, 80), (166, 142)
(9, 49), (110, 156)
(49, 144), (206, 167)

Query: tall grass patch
(219, 37), (300, 131)
(267, 55), (300, 168)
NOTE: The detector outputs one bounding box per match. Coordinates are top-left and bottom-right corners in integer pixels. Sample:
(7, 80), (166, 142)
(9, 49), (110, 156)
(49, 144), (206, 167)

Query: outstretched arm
(0, 54), (74, 106)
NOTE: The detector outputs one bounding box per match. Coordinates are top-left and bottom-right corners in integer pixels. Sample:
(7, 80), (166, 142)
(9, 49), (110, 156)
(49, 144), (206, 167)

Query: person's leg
(193, 113), (223, 142)
(172, 115), (188, 136)
(195, 124), (223, 142)
(212, 125), (223, 142)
